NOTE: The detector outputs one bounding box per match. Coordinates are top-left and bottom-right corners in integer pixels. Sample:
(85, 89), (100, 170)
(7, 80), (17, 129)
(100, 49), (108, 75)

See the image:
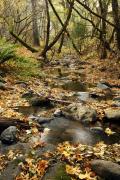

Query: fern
(0, 40), (16, 64)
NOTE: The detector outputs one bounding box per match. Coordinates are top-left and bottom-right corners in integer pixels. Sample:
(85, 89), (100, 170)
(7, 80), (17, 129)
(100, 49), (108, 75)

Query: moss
(53, 164), (71, 180)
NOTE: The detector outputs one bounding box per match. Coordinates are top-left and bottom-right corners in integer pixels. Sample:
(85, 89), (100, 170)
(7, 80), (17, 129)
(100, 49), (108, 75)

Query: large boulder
(104, 108), (120, 121)
(63, 103), (97, 124)
(0, 126), (18, 144)
(91, 160), (120, 180)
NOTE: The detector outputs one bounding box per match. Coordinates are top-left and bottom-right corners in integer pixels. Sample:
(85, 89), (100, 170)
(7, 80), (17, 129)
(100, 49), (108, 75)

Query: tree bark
(31, 0), (40, 46)
(98, 0), (108, 59)
(58, 32), (65, 53)
(112, 0), (120, 53)
(40, 0), (50, 59)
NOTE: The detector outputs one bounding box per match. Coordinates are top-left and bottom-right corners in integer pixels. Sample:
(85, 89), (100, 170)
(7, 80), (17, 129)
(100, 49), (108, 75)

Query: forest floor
(0, 47), (120, 180)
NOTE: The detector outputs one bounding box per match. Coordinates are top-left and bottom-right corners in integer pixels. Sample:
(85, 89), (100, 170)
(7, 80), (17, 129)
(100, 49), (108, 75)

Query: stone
(0, 70), (6, 77)
(0, 76), (6, 83)
(63, 103), (97, 124)
(112, 102), (120, 107)
(54, 109), (63, 117)
(76, 92), (90, 101)
(15, 81), (28, 86)
(97, 82), (110, 90)
(36, 117), (53, 124)
(104, 108), (120, 121)
(0, 82), (6, 90)
(0, 126), (18, 144)
(0, 157), (23, 180)
(22, 90), (34, 99)
(90, 127), (103, 133)
(113, 96), (120, 102)
(91, 160), (120, 180)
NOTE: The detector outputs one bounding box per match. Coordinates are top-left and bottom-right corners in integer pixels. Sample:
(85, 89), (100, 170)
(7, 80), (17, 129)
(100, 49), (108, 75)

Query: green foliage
(0, 39), (16, 64)
(8, 55), (44, 81)
(72, 22), (88, 39)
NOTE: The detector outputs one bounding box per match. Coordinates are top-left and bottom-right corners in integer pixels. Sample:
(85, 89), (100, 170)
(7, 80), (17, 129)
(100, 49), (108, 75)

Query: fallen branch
(0, 117), (30, 133)
(10, 31), (38, 53)
(49, 98), (71, 105)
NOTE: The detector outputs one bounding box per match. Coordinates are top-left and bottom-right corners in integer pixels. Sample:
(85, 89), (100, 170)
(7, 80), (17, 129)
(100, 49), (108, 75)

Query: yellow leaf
(105, 128), (115, 136)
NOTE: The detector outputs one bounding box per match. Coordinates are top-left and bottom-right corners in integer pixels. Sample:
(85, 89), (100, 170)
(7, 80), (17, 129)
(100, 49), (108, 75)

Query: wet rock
(113, 96), (120, 102)
(97, 82), (110, 90)
(0, 76), (6, 83)
(104, 108), (120, 121)
(0, 157), (23, 180)
(0, 142), (31, 155)
(90, 127), (103, 133)
(22, 90), (34, 99)
(36, 117), (53, 124)
(63, 103), (97, 124)
(0, 126), (18, 144)
(91, 160), (120, 180)
(29, 96), (51, 107)
(76, 92), (90, 101)
(43, 162), (71, 180)
(54, 109), (63, 117)
(0, 70), (6, 77)
(0, 82), (6, 90)
(112, 101), (120, 107)
(15, 81), (28, 86)
(62, 81), (87, 92)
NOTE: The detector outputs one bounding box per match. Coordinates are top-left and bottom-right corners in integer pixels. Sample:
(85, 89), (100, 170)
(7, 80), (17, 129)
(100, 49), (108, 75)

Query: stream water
(41, 117), (120, 145)
(17, 106), (120, 146)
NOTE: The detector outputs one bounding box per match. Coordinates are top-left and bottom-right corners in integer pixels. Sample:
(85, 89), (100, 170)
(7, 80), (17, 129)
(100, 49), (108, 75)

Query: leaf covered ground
(0, 47), (120, 179)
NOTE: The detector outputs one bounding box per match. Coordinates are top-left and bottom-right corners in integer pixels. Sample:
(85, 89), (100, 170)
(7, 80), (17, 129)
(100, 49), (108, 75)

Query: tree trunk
(98, 0), (108, 59)
(40, 0), (50, 59)
(47, 0), (80, 55)
(58, 32), (65, 53)
(40, 0), (75, 58)
(31, 0), (40, 46)
(112, 0), (120, 54)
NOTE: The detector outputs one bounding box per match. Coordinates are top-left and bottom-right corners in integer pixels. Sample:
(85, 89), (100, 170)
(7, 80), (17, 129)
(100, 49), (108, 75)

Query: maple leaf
(32, 141), (45, 149)
(66, 165), (80, 176)
(78, 171), (97, 180)
(105, 128), (115, 136)
(37, 160), (49, 176)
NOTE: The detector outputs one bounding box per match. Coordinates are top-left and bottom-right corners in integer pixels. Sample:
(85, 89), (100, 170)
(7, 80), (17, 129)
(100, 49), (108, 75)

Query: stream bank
(0, 54), (120, 180)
